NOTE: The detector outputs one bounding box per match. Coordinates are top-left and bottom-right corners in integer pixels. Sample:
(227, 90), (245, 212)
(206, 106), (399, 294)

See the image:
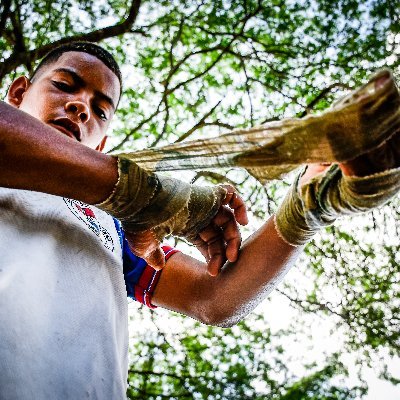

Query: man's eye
(94, 106), (108, 121)
(53, 81), (73, 92)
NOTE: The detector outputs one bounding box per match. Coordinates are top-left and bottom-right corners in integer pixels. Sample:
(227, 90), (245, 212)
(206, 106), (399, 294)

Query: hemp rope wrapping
(274, 164), (400, 246)
(117, 69), (400, 183)
(96, 157), (226, 241)
(98, 69), (400, 244)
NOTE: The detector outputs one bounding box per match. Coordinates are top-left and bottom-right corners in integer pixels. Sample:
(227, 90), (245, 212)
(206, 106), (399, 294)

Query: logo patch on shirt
(63, 198), (114, 251)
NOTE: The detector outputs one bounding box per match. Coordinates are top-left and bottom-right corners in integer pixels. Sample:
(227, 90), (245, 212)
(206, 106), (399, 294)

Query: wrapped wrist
(274, 169), (336, 246)
(96, 155), (227, 241)
(275, 164), (400, 246)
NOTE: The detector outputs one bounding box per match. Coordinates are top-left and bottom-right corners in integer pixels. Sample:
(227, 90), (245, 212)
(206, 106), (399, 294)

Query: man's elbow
(196, 305), (245, 328)
(191, 282), (252, 328)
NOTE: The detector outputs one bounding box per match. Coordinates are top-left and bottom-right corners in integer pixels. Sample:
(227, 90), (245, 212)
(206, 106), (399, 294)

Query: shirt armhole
(126, 245), (179, 309)
(115, 218), (179, 309)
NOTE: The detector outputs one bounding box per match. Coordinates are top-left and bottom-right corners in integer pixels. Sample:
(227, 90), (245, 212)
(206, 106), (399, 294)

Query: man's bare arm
(0, 101), (118, 204)
(153, 216), (301, 326)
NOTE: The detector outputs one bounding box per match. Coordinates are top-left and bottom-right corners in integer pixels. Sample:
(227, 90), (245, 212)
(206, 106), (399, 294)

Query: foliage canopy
(1, 0), (399, 398)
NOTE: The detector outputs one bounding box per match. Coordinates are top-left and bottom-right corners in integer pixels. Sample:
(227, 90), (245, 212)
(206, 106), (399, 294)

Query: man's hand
(124, 229), (167, 271)
(124, 185), (248, 275)
(301, 73), (400, 185)
(301, 128), (400, 187)
(340, 128), (400, 177)
(193, 185), (248, 276)
(276, 116), (400, 247)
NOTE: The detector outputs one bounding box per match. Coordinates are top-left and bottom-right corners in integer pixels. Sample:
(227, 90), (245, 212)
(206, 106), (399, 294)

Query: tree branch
(150, 95), (170, 147)
(277, 288), (346, 320)
(129, 368), (188, 381)
(107, 100), (164, 153)
(163, 5), (261, 95)
(298, 82), (352, 117)
(202, 121), (234, 130)
(0, 0), (142, 81)
(191, 171), (237, 185)
(0, 0), (11, 37)
(174, 100), (222, 142)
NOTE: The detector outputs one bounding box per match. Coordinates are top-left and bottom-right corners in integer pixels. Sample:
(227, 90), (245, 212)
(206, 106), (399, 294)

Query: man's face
(13, 51), (120, 150)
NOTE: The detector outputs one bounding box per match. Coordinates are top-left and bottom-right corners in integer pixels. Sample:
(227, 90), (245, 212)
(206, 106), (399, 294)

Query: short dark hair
(30, 41), (122, 94)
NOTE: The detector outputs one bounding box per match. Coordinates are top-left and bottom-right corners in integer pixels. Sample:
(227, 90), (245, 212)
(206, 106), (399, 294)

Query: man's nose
(65, 100), (90, 123)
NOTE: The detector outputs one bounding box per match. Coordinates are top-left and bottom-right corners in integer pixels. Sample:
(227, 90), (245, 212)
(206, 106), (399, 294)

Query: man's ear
(95, 135), (108, 152)
(7, 76), (31, 108)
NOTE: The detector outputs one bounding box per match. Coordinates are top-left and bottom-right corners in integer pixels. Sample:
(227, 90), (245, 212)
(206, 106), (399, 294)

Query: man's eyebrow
(53, 67), (116, 111)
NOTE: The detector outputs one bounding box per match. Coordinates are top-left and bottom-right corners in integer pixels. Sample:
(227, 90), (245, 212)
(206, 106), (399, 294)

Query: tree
(127, 310), (366, 399)
(1, 0), (399, 398)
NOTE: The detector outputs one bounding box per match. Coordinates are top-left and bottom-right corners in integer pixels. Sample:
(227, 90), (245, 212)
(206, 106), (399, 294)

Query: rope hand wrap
(275, 165), (400, 246)
(96, 156), (226, 242)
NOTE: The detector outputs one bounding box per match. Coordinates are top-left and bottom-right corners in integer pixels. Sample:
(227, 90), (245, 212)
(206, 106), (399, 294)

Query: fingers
(192, 238), (211, 263)
(340, 129), (400, 177)
(213, 206), (241, 262)
(124, 229), (165, 270)
(305, 125), (400, 179)
(193, 185), (247, 276)
(220, 184), (249, 226)
(197, 229), (226, 277)
(374, 71), (390, 91)
(197, 205), (241, 276)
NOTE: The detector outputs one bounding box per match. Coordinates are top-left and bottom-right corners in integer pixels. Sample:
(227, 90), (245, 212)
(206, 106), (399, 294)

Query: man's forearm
(208, 216), (303, 326)
(153, 216), (302, 326)
(0, 101), (118, 204)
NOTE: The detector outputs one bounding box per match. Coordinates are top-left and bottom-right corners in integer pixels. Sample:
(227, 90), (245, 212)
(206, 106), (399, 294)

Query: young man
(0, 42), (398, 399)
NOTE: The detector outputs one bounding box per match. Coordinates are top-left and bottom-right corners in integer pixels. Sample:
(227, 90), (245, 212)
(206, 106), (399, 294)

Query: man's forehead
(45, 51), (120, 104)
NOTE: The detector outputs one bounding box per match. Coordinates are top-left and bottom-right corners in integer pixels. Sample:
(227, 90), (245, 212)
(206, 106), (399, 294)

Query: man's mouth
(50, 119), (81, 142)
